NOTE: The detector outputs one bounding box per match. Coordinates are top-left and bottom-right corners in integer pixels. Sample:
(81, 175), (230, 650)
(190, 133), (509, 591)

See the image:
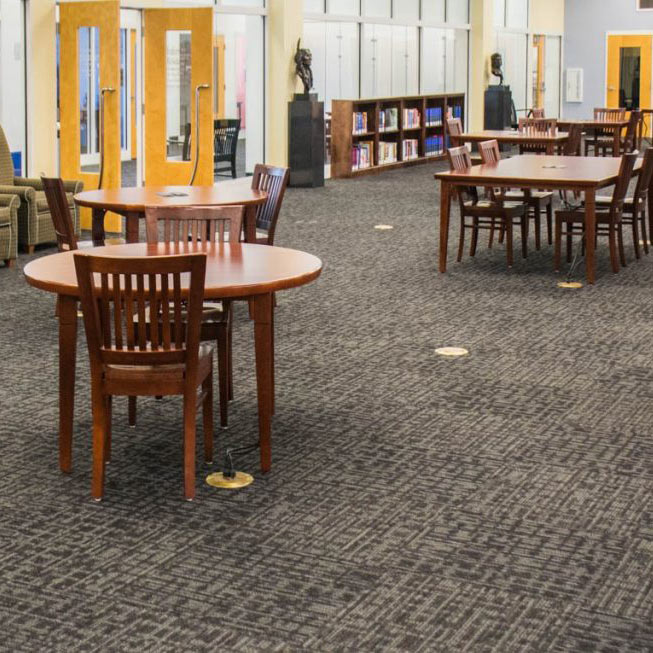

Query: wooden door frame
(214, 34), (225, 120)
(60, 0), (121, 232)
(143, 7), (214, 187)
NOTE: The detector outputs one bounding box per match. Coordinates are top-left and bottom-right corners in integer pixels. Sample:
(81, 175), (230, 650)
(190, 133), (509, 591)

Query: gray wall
(563, 0), (653, 118)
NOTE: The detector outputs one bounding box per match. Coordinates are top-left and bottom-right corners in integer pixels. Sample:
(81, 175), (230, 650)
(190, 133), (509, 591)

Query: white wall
(0, 0), (25, 173)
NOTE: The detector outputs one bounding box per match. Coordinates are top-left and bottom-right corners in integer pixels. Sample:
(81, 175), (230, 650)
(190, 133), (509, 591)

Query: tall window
(0, 0), (27, 175)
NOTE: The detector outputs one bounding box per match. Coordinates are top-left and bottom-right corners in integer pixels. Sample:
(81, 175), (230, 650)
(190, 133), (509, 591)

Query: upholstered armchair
(0, 193), (19, 267)
(0, 125), (83, 253)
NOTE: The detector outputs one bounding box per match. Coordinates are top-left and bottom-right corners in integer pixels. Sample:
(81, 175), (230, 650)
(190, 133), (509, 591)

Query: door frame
(120, 8), (142, 186)
(604, 30), (653, 107)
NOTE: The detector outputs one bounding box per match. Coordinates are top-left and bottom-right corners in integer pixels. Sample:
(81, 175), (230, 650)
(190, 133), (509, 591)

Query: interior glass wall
(213, 12), (264, 177)
(544, 35), (561, 118)
(0, 0), (26, 175)
(495, 31), (528, 116)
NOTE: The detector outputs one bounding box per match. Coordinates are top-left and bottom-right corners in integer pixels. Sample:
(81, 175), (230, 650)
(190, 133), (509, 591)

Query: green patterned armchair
(0, 193), (19, 267)
(0, 125), (83, 253)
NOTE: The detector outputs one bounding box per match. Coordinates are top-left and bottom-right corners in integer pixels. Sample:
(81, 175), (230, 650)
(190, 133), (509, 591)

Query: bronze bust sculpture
(295, 39), (314, 95)
(491, 52), (504, 86)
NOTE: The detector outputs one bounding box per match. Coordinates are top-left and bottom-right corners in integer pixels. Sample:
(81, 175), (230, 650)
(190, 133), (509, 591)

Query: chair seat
(595, 195), (635, 207)
(35, 190), (74, 213)
(503, 190), (552, 201)
(104, 342), (213, 388)
(464, 200), (524, 209)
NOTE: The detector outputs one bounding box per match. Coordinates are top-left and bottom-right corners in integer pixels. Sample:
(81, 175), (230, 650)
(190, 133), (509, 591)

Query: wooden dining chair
(250, 164), (290, 245)
(596, 146), (653, 259)
(585, 107), (627, 156)
(517, 118), (558, 154)
(554, 152), (638, 273)
(447, 145), (528, 267)
(478, 139), (553, 250)
(595, 110), (642, 157)
(73, 251), (213, 501)
(445, 118), (482, 164)
(41, 176), (124, 252)
(144, 205), (244, 430)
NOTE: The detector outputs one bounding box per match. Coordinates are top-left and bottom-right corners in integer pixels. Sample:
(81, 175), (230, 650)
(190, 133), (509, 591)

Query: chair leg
(631, 215), (641, 260)
(470, 217), (479, 257)
(182, 392), (197, 501)
(128, 396), (136, 427)
(617, 223), (627, 267)
(640, 209), (649, 254)
(231, 157), (237, 179)
(457, 217), (465, 262)
(488, 218), (495, 249)
(505, 219), (514, 268)
(554, 216), (563, 272)
(533, 205), (541, 250)
(566, 225), (573, 263)
(216, 324), (229, 429)
(546, 201), (553, 245)
(498, 221), (505, 244)
(203, 370), (214, 464)
(520, 216), (528, 259)
(91, 391), (107, 501)
(104, 396), (112, 463)
(608, 224), (620, 273)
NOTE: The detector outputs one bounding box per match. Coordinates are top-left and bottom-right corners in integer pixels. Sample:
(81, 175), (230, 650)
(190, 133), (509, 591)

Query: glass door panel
(144, 8), (213, 186)
(59, 0), (121, 232)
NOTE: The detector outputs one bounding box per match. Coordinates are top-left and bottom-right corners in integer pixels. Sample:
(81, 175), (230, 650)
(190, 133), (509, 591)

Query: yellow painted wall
(266, 0), (303, 167)
(469, 0), (495, 131)
(26, 0), (57, 177)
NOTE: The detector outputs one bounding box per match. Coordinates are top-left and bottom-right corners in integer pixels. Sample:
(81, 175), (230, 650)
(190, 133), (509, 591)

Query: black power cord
(222, 443), (259, 479)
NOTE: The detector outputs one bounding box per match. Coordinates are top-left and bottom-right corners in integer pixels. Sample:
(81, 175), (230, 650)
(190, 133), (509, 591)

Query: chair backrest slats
(251, 164), (289, 244)
(446, 118), (463, 137)
(145, 205), (244, 245)
(478, 139), (501, 164)
(518, 117), (557, 136)
(447, 145), (478, 205)
(623, 110), (642, 153)
(610, 151), (639, 219)
(74, 253), (207, 370)
(41, 176), (78, 251)
(634, 147), (653, 207)
(214, 119), (241, 156)
(594, 107), (626, 122)
(563, 123), (583, 156)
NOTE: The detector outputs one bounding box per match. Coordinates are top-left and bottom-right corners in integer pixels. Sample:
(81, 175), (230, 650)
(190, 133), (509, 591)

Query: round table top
(24, 243), (323, 299)
(74, 185), (268, 213)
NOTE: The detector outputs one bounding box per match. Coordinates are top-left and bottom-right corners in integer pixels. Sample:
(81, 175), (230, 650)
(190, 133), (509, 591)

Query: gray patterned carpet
(1, 162), (653, 650)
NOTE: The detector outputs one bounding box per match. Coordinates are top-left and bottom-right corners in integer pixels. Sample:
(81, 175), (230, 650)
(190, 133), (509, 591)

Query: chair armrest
(14, 177), (44, 191)
(0, 193), (19, 210)
(0, 185), (34, 201)
(62, 179), (84, 194)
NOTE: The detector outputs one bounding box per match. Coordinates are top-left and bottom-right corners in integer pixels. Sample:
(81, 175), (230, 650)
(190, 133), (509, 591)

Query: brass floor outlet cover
(557, 281), (583, 289)
(206, 471), (254, 489)
(374, 224), (394, 230)
(435, 347), (469, 357)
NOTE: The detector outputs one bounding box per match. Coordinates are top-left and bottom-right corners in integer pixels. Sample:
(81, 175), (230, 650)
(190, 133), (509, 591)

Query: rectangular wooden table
(556, 119), (629, 156)
(435, 155), (644, 284)
(452, 129), (568, 154)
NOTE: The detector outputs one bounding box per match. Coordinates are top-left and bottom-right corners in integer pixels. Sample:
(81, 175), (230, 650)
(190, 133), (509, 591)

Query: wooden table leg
(244, 204), (258, 243)
(57, 295), (78, 472)
(125, 211), (140, 243)
(251, 293), (274, 472)
(91, 208), (107, 246)
(585, 188), (597, 284)
(439, 181), (451, 273)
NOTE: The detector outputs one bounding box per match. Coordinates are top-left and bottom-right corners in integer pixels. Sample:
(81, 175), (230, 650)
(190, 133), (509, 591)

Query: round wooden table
(24, 242), (322, 476)
(74, 185), (268, 246)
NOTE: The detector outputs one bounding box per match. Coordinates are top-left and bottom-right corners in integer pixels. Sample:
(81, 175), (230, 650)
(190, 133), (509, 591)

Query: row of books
(378, 141), (398, 165)
(402, 139), (419, 160)
(403, 108), (421, 129)
(353, 112), (369, 134)
(450, 104), (463, 119)
(425, 107), (444, 127)
(379, 107), (399, 132)
(425, 135), (445, 157)
(352, 140), (374, 170)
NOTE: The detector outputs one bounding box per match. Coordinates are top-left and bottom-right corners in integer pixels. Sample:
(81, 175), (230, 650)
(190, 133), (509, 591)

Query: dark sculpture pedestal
(484, 85), (513, 130)
(288, 93), (324, 188)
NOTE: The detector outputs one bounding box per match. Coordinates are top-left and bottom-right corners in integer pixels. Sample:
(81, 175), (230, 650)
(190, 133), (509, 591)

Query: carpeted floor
(1, 162), (652, 650)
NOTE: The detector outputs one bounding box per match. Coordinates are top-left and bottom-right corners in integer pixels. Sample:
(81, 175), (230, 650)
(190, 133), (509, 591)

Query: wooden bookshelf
(331, 93), (465, 178)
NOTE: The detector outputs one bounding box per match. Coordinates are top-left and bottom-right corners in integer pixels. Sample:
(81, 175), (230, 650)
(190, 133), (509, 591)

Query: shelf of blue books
(331, 93), (465, 178)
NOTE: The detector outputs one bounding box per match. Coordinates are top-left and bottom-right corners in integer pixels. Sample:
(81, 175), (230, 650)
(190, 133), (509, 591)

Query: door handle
(189, 84), (210, 186)
(98, 87), (115, 190)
